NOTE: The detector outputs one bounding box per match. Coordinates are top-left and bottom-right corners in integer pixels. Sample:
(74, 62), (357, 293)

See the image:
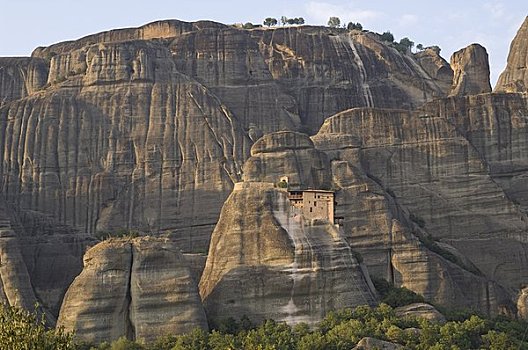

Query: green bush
(242, 22), (255, 29)
(371, 277), (425, 307)
(94, 228), (140, 241)
(327, 17), (341, 28)
(0, 303), (74, 350)
(380, 31), (394, 42)
(77, 303), (528, 349)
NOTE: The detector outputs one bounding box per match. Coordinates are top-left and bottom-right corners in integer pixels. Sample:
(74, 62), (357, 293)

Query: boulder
(353, 337), (403, 349)
(394, 303), (446, 323)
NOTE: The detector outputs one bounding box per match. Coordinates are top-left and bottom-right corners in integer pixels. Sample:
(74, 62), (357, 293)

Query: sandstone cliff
(0, 16), (527, 335)
(414, 47), (453, 94)
(0, 57), (48, 106)
(199, 181), (377, 326)
(449, 44), (492, 96)
(57, 236), (207, 343)
(495, 16), (528, 92)
(0, 199), (90, 322)
(0, 20), (455, 255)
(240, 125), (516, 314)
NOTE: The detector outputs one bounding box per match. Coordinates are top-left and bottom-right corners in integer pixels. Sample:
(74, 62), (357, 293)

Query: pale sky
(1, 0), (526, 86)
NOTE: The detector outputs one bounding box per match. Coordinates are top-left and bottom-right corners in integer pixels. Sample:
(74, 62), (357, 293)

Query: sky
(0, 0), (526, 86)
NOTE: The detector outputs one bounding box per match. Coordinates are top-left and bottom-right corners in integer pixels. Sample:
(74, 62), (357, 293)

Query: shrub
(277, 180), (288, 188)
(94, 228), (140, 241)
(380, 31), (394, 42)
(263, 17), (278, 27)
(327, 17), (341, 28)
(347, 22), (363, 31)
(371, 277), (425, 307)
(0, 303), (74, 350)
(242, 22), (255, 29)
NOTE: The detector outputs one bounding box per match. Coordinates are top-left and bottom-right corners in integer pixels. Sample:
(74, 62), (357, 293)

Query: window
(310, 207), (312, 212)
(314, 201), (317, 206)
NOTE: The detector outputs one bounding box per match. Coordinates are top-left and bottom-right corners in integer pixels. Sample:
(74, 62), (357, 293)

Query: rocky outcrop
(57, 236), (207, 343)
(243, 131), (332, 190)
(199, 181), (377, 327)
(0, 200), (90, 323)
(0, 57), (48, 106)
(246, 110), (520, 314)
(317, 105), (528, 300)
(495, 16), (528, 92)
(518, 287), (528, 319)
(0, 211), (40, 313)
(353, 337), (403, 350)
(394, 303), (446, 323)
(414, 47), (453, 94)
(449, 44), (491, 96)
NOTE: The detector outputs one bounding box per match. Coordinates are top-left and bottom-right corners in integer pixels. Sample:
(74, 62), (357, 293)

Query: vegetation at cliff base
(0, 303), (74, 350)
(85, 304), (526, 349)
(4, 300), (528, 349)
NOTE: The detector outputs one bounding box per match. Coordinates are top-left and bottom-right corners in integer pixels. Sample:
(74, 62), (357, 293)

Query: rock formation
(414, 46), (453, 94)
(0, 207), (40, 313)
(394, 303), (446, 323)
(0, 20), (455, 257)
(495, 16), (528, 92)
(199, 181), (377, 326)
(449, 44), (491, 96)
(0, 198), (90, 322)
(0, 15), (526, 338)
(57, 236), (207, 343)
(0, 57), (49, 107)
(517, 287), (528, 319)
(353, 337), (403, 350)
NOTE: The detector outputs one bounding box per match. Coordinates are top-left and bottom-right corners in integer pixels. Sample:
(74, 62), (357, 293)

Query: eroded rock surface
(199, 182), (377, 327)
(394, 303), (446, 323)
(57, 237), (207, 343)
(495, 16), (528, 92)
(449, 44), (491, 96)
(0, 20), (455, 256)
(414, 46), (453, 94)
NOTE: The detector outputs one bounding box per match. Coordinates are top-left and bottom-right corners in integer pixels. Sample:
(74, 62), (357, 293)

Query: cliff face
(57, 237), (207, 343)
(199, 181), (377, 326)
(0, 199), (91, 322)
(316, 104), (528, 308)
(495, 16), (528, 92)
(0, 57), (48, 106)
(239, 125), (515, 314)
(0, 20), (452, 254)
(0, 16), (527, 336)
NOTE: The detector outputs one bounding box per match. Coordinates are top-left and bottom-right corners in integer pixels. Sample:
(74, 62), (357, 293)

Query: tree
(380, 31), (394, 42)
(296, 17), (305, 25)
(327, 16), (341, 28)
(281, 16), (288, 26)
(0, 303), (74, 350)
(416, 43), (424, 51)
(242, 22), (255, 29)
(263, 17), (278, 27)
(347, 22), (363, 31)
(399, 37), (414, 52)
(286, 18), (295, 25)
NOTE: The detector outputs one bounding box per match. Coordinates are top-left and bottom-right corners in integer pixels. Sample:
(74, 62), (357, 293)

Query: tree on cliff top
(328, 16), (341, 28)
(263, 17), (278, 27)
